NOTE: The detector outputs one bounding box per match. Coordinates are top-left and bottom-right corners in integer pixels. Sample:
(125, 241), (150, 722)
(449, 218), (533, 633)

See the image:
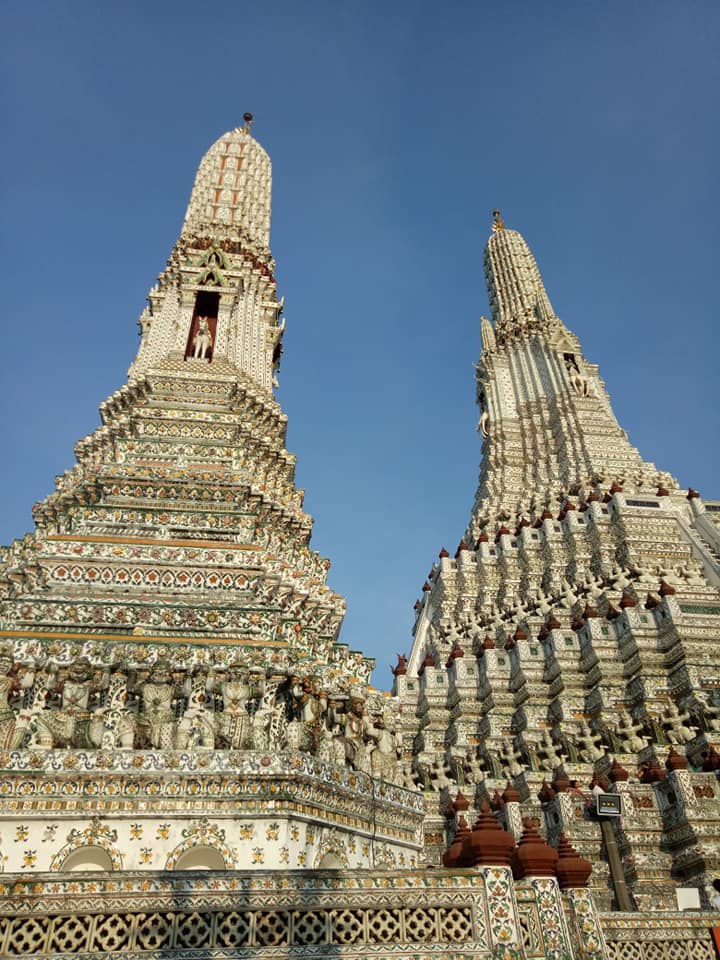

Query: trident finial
(492, 209), (505, 232)
(242, 112), (254, 134)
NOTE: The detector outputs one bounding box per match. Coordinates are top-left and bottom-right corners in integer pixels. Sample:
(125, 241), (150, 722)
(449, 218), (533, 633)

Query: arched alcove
(60, 845), (115, 872)
(173, 845), (227, 871)
(316, 852), (345, 869)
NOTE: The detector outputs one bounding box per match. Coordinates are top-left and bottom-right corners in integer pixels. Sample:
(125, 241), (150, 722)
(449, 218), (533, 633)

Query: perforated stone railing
(8, 867), (716, 958)
(601, 912), (720, 960)
(0, 904), (475, 956)
(0, 869), (501, 959)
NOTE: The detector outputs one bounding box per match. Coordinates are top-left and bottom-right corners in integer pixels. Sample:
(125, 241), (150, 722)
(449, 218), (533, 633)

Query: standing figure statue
(34, 658), (96, 748)
(342, 694), (373, 774)
(137, 659), (177, 750)
(88, 669), (136, 750)
(286, 676), (325, 753)
(176, 671), (216, 750)
(216, 666), (255, 749)
(0, 654), (23, 749)
(368, 709), (401, 783)
(479, 409), (490, 439)
(192, 316), (213, 359)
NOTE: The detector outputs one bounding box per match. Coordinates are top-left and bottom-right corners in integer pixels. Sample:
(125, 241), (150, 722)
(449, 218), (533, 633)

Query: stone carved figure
(0, 654), (21, 749)
(34, 658), (96, 748)
(317, 721), (346, 766)
(661, 702), (696, 745)
(368, 710), (401, 783)
(216, 667), (255, 749)
(17, 681), (49, 748)
(192, 317), (213, 359)
(286, 676), (325, 753)
(499, 741), (525, 778)
(479, 409), (490, 439)
(565, 355), (590, 396)
(341, 694), (373, 774)
(137, 660), (177, 750)
(398, 760), (419, 792)
(615, 709), (648, 753)
(575, 720), (605, 762)
(536, 730), (566, 771)
(176, 673), (216, 750)
(697, 696), (720, 732)
(464, 751), (486, 785)
(88, 670), (136, 749)
(250, 675), (286, 751)
(431, 755), (453, 790)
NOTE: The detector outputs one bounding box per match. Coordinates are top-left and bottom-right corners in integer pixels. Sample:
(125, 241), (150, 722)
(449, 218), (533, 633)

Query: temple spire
(129, 124), (283, 392)
(471, 217), (651, 530)
(483, 216), (555, 336)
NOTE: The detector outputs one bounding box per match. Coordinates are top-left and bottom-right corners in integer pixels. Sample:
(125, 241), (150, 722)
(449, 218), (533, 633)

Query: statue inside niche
(564, 353), (590, 396)
(191, 317), (213, 359)
(478, 391), (490, 438)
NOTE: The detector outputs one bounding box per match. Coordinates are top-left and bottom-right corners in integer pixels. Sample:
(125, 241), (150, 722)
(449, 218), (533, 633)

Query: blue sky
(2, 1), (718, 686)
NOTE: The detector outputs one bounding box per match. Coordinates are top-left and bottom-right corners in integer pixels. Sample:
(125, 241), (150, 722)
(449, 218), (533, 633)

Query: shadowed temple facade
(0, 123), (719, 959)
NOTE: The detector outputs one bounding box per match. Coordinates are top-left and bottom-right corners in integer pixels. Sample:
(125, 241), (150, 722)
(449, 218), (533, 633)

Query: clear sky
(2, 1), (718, 686)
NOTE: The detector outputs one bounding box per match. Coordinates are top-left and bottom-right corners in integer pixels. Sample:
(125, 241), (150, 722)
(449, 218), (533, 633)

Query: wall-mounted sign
(596, 793), (622, 817)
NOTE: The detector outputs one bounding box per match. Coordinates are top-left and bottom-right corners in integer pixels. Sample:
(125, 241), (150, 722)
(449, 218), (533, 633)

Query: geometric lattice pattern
(605, 937), (716, 960)
(0, 905), (476, 955)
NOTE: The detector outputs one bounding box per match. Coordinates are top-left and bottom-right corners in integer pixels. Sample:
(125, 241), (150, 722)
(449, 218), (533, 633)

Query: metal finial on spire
(492, 210), (505, 232)
(242, 112), (254, 134)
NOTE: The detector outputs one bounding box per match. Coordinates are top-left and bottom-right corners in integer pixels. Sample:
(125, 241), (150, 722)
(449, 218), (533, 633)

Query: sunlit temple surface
(1, 120), (719, 958)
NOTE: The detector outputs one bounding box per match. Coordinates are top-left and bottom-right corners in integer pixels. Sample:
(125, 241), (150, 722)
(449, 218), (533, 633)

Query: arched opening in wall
(60, 846), (115, 872)
(317, 852), (344, 869)
(185, 291), (220, 361)
(563, 352), (579, 372)
(173, 845), (227, 871)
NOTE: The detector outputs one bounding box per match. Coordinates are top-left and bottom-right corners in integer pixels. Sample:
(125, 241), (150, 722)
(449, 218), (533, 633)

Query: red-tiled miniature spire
(468, 800), (516, 866)
(555, 833), (592, 890)
(511, 819), (558, 880)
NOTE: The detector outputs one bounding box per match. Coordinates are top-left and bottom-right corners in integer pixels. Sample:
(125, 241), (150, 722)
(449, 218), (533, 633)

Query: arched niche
(60, 845), (115, 872)
(172, 844), (227, 871)
(316, 852), (345, 869)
